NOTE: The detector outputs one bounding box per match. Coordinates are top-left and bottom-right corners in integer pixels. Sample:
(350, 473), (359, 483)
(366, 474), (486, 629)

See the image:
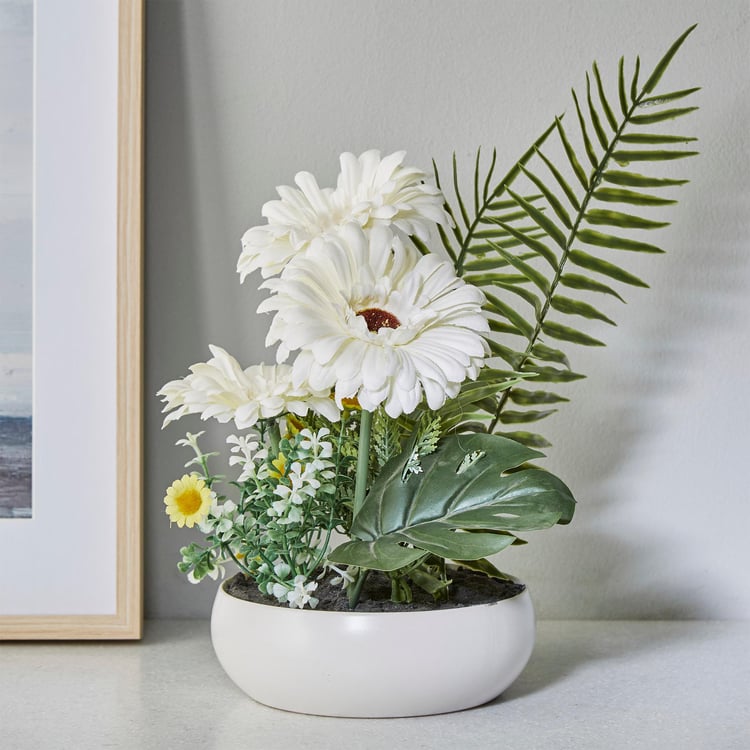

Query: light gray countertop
(1, 620), (748, 749)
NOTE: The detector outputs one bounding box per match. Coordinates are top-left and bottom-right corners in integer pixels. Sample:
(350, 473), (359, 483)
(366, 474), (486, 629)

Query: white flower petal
(158, 349), (340, 428)
(263, 226), (488, 417)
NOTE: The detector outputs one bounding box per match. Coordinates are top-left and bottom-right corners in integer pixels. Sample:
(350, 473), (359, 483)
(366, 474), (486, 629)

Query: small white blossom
(286, 576), (319, 609)
(227, 434), (260, 482)
(298, 428), (334, 459)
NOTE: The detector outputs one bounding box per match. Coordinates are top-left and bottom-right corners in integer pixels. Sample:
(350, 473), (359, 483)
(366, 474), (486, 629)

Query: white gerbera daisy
(237, 150), (449, 280)
(259, 224), (489, 418)
(158, 345), (340, 429)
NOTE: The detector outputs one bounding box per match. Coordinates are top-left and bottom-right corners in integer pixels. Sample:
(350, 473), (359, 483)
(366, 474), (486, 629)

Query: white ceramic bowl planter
(211, 581), (535, 717)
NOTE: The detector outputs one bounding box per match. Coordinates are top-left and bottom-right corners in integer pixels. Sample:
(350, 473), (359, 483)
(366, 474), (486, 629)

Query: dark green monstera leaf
(328, 433), (575, 571)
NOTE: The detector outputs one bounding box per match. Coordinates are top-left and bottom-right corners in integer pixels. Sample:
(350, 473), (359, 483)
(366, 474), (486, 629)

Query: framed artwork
(0, 0), (143, 638)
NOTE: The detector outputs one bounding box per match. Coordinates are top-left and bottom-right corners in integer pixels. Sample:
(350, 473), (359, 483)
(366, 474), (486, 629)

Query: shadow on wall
(146, 0), (229, 619)
(515, 90), (749, 619)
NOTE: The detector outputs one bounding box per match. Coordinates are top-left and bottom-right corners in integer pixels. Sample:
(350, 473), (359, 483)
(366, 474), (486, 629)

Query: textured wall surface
(145, 0), (750, 618)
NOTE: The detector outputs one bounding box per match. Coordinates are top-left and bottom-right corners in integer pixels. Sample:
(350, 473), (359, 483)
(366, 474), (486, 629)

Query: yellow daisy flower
(164, 474), (213, 528)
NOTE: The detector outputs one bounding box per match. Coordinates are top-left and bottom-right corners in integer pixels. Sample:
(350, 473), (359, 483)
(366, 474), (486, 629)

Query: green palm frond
(436, 26), (699, 447)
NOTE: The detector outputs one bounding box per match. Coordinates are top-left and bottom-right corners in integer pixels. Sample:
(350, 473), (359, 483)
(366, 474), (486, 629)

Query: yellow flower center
(270, 453), (287, 479)
(175, 487), (203, 516)
(357, 307), (401, 332)
(285, 414), (305, 436)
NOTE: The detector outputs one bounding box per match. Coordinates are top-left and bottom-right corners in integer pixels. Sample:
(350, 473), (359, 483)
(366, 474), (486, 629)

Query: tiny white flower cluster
(268, 429), (336, 525)
(226, 434), (259, 482)
(271, 575), (319, 610)
(198, 498), (243, 540)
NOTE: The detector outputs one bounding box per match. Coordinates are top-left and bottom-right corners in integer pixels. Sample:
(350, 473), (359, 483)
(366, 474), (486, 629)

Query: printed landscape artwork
(0, 0), (33, 519)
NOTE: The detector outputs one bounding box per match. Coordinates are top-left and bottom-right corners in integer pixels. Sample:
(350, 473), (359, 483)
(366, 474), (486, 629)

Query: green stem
(347, 568), (370, 610)
(352, 409), (373, 519)
(268, 421), (281, 457)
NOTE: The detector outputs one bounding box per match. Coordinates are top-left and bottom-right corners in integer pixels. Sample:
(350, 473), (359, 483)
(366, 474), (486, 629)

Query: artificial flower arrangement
(159, 27), (698, 611)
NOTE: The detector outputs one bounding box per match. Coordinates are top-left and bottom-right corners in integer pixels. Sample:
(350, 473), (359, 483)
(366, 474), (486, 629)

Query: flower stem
(352, 409), (372, 519)
(268, 421), (281, 457)
(347, 568), (370, 610)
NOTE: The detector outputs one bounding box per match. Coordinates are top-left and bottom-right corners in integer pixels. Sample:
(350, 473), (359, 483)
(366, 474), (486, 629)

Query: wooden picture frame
(0, 0), (143, 639)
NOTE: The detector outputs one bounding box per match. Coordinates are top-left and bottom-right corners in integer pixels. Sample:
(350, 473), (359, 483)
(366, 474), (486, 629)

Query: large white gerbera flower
(259, 224), (489, 418)
(238, 150), (450, 280)
(158, 345), (340, 429)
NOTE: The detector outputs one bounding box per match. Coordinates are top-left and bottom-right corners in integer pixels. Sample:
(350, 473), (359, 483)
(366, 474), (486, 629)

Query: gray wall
(145, 0), (750, 618)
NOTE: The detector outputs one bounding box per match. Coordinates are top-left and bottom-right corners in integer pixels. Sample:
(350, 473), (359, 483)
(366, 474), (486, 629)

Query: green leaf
(586, 72), (609, 150)
(465, 271), (529, 284)
(630, 55), (641, 103)
(408, 566), (452, 596)
(488, 195), (543, 212)
(542, 320), (605, 347)
(524, 364), (586, 383)
(603, 170), (689, 188)
(618, 56), (628, 116)
(483, 148), (498, 202)
(530, 342), (571, 368)
(612, 149), (699, 162)
(569, 248), (649, 287)
(327, 539), (427, 572)
(559, 272), (626, 302)
(453, 151), (471, 229)
(495, 220), (558, 269)
(442, 378), (526, 417)
(585, 208), (670, 230)
(572, 88), (598, 168)
(499, 409), (557, 424)
(479, 208), (529, 224)
(410, 235), (431, 256)
(474, 146), (482, 215)
(483, 292), (535, 338)
(550, 295), (616, 325)
(639, 86), (701, 106)
(488, 340), (525, 368)
(488, 282), (541, 314)
(436, 221), (458, 263)
(453, 558), (517, 581)
(509, 388), (570, 405)
(496, 431), (552, 449)
(593, 187), (677, 206)
(579, 227), (663, 254)
(331, 433), (575, 566)
(433, 158), (464, 254)
(619, 133), (698, 144)
(535, 147), (581, 211)
(508, 188), (569, 249)
(640, 24), (697, 95)
(630, 106), (699, 125)
(488, 320), (523, 336)
(556, 117), (589, 189)
(463, 256), (513, 271)
(520, 166), (573, 229)
(593, 61), (618, 131)
(491, 244), (552, 294)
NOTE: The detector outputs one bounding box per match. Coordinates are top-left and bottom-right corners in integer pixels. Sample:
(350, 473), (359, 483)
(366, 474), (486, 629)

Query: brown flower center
(357, 307), (401, 332)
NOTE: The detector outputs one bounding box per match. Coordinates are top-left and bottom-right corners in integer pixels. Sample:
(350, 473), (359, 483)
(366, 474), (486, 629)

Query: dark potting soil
(223, 568), (525, 612)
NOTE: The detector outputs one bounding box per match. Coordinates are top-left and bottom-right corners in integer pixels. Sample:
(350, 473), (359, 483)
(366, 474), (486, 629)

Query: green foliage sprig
(435, 25), (699, 448)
